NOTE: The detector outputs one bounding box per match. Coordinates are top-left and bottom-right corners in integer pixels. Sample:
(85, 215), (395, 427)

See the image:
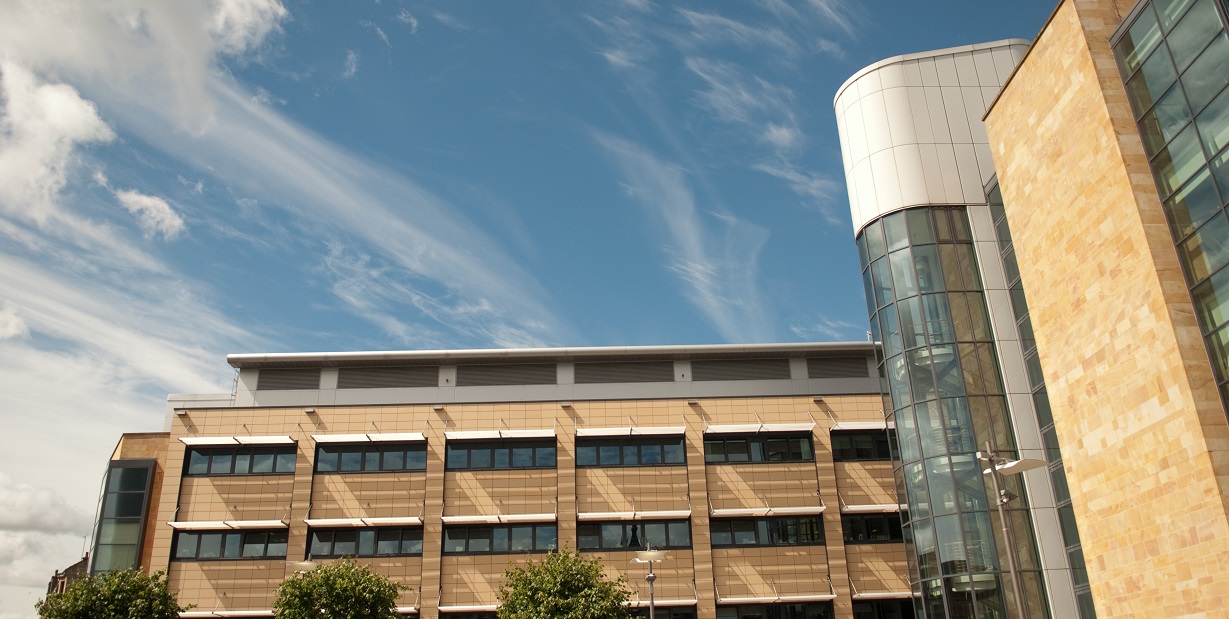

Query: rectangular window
(852, 600), (914, 619)
(445, 440), (556, 470)
(575, 437), (686, 467)
(631, 608), (697, 619)
(171, 530), (288, 560)
(315, 443), (427, 473)
(716, 603), (834, 619)
(576, 520), (692, 551)
(710, 517), (824, 548)
(831, 431), (896, 462)
(704, 434), (814, 464)
(309, 527), (423, 558)
(441, 524), (557, 554)
(184, 446), (296, 476)
(842, 514), (904, 544)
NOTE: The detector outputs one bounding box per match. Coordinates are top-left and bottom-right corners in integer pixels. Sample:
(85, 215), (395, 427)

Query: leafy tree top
(36, 569), (188, 619)
(497, 548), (632, 619)
(273, 559), (408, 619)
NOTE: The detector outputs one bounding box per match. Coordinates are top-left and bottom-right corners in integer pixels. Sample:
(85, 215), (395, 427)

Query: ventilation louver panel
(574, 361), (674, 384)
(455, 364), (556, 386)
(690, 359), (791, 381)
(806, 357), (872, 379)
(257, 369), (321, 390)
(337, 366), (439, 389)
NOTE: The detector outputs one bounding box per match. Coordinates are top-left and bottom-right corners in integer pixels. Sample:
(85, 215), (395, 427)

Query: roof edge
(834, 38), (1033, 106)
(227, 341), (876, 368)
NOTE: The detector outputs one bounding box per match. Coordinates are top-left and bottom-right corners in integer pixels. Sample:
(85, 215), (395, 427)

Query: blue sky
(0, 0), (1052, 614)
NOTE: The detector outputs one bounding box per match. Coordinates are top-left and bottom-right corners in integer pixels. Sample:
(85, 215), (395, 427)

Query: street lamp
(634, 547), (666, 619)
(978, 442), (1047, 619)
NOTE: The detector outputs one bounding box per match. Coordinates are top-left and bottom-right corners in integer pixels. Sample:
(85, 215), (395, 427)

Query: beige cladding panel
(834, 462), (896, 506)
(984, 0), (1229, 616)
(602, 551), (696, 603)
(442, 470), (558, 516)
(706, 463), (822, 512)
(576, 468), (691, 514)
(711, 547), (830, 599)
(844, 545), (909, 596)
(178, 477), (295, 522)
(310, 472), (427, 519)
(168, 560), (286, 612)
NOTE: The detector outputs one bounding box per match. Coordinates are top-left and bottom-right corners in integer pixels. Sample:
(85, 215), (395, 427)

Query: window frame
(314, 442), (428, 474)
(308, 527), (424, 558)
(444, 439), (557, 471)
(441, 524), (558, 555)
(703, 433), (815, 464)
(171, 530), (288, 561)
(709, 516), (826, 548)
(575, 437), (687, 468)
(576, 520), (693, 552)
(183, 446), (297, 477)
(841, 513), (905, 545)
(831, 430), (897, 462)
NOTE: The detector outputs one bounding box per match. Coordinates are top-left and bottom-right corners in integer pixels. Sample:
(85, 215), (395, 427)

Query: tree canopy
(36, 569), (188, 619)
(273, 559), (408, 619)
(497, 548), (632, 619)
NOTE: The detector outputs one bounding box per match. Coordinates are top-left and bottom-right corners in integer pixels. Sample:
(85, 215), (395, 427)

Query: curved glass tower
(835, 41), (1088, 619)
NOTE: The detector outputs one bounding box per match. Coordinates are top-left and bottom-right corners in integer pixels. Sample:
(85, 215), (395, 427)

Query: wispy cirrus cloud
(791, 316), (867, 340)
(593, 131), (772, 342)
(675, 9), (801, 56)
(431, 11), (471, 31)
(806, 0), (861, 37)
(684, 57), (801, 152)
(342, 50), (360, 79)
(396, 10), (419, 34)
(0, 303), (28, 340)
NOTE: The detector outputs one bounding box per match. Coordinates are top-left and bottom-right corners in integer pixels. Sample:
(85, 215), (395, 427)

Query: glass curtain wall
(987, 183), (1097, 619)
(1114, 0), (1229, 415)
(857, 207), (1047, 619)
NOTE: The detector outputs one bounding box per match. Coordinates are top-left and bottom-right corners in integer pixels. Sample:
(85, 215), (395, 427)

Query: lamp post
(978, 442), (1047, 619)
(634, 547), (666, 619)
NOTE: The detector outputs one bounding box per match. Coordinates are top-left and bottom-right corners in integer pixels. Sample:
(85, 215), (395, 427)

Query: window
(631, 608), (696, 619)
(184, 446), (296, 476)
(717, 603), (833, 619)
(442, 524), (557, 554)
(704, 434), (814, 464)
(315, 443), (426, 473)
(575, 437), (686, 467)
(93, 462), (154, 573)
(853, 600), (914, 619)
(309, 527), (423, 557)
(831, 431), (896, 462)
(445, 440), (556, 470)
(172, 530), (287, 560)
(577, 520), (692, 551)
(842, 514), (904, 544)
(710, 517), (824, 547)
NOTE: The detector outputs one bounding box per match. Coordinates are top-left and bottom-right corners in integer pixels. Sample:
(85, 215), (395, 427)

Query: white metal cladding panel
(836, 41), (1030, 235)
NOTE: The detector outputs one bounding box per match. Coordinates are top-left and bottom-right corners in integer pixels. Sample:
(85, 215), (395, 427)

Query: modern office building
(90, 343), (919, 619)
(836, 0), (1229, 617)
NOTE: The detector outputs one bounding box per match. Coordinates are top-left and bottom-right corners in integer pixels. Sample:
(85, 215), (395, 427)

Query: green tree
(35, 569), (188, 619)
(273, 559), (408, 619)
(497, 548), (632, 619)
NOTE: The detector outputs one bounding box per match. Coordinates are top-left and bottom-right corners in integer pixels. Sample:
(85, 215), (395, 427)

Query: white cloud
(396, 9), (419, 34)
(587, 14), (657, 70)
(684, 57), (803, 154)
(675, 9), (800, 55)
(763, 122), (801, 149)
(791, 316), (866, 340)
(210, 0), (289, 55)
(813, 37), (846, 60)
(343, 50), (360, 79)
(113, 189), (185, 239)
(361, 21), (391, 48)
(594, 131), (772, 342)
(431, 11), (470, 31)
(251, 86), (285, 106)
(806, 0), (859, 36)
(0, 473), (91, 534)
(753, 161), (841, 223)
(0, 304), (28, 340)
(0, 61), (115, 225)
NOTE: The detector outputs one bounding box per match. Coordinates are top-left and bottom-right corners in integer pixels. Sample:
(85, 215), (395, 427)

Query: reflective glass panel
(1179, 212), (1229, 280)
(1197, 85), (1229, 154)
(1168, 0), (1222, 70)
(1193, 266), (1229, 332)
(1165, 166), (1222, 236)
(1153, 125), (1208, 196)
(1181, 34), (1229, 110)
(1126, 38), (1177, 115)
